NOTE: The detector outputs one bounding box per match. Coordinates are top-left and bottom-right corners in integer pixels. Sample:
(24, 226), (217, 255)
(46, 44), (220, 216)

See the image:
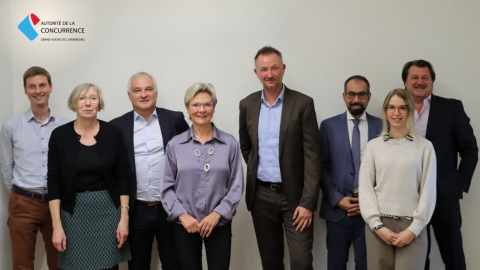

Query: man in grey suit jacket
(239, 46), (321, 270)
(319, 75), (382, 270)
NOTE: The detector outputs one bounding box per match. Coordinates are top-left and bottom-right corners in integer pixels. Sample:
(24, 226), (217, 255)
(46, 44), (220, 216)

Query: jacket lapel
(156, 107), (170, 150)
(366, 113), (379, 141)
(279, 88), (295, 156)
(425, 94), (439, 140)
(249, 93), (262, 150)
(338, 112), (353, 165)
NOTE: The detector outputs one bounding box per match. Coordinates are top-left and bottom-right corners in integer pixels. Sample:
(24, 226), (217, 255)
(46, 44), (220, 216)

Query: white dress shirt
(414, 95), (431, 138)
(133, 110), (164, 201)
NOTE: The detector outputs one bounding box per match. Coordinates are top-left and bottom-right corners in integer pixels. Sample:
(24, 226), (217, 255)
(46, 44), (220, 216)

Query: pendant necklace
(191, 139), (215, 173)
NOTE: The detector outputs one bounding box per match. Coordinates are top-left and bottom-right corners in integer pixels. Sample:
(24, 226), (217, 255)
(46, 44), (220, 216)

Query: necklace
(191, 139), (215, 173)
(382, 132), (414, 145)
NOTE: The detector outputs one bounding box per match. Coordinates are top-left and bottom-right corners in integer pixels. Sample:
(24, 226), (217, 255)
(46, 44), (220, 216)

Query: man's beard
(348, 103), (365, 117)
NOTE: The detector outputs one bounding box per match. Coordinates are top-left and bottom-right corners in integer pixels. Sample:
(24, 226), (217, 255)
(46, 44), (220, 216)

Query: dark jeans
(173, 222), (232, 270)
(128, 203), (179, 270)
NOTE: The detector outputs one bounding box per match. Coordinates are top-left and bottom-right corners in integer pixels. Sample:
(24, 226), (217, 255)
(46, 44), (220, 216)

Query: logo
(18, 13), (41, 40)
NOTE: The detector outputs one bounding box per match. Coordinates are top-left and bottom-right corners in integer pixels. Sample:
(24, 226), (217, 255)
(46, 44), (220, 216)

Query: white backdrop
(1, 0), (479, 269)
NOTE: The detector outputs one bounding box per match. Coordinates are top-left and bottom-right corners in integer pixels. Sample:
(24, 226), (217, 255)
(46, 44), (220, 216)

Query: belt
(352, 192), (359, 199)
(136, 199), (162, 206)
(257, 179), (283, 192)
(13, 185), (48, 201)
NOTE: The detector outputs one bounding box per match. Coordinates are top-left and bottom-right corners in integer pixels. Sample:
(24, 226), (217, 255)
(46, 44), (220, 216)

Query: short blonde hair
(381, 89), (416, 137)
(68, 83), (105, 112)
(184, 83), (217, 107)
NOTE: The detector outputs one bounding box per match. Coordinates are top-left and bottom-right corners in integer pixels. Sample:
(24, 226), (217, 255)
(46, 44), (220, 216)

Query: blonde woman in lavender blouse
(161, 82), (244, 270)
(359, 89), (437, 270)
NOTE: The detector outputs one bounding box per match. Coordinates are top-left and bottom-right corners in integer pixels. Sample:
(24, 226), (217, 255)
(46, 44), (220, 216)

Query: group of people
(0, 45), (477, 270)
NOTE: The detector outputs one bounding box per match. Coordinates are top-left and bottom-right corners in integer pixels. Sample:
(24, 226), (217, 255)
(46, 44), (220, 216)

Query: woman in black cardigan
(48, 83), (131, 270)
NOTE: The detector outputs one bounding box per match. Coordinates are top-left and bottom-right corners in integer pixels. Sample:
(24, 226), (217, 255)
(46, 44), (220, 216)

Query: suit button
(350, 172), (354, 176)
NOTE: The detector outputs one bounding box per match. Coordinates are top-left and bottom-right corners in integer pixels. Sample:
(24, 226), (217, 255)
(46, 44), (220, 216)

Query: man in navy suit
(319, 75), (382, 270)
(402, 60), (478, 270)
(110, 72), (188, 270)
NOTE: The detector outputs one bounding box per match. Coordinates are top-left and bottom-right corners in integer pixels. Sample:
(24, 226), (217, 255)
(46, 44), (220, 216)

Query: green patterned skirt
(59, 190), (131, 270)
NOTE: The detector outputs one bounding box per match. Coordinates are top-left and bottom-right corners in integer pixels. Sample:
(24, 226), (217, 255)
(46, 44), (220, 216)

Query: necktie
(352, 119), (361, 188)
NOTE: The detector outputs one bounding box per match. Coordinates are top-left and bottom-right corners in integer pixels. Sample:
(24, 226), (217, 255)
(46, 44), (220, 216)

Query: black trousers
(173, 222), (232, 270)
(251, 184), (314, 270)
(128, 203), (179, 270)
(425, 201), (466, 270)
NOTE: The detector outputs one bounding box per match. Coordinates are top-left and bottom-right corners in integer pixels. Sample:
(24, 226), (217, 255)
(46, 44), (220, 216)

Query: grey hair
(68, 83), (105, 112)
(127, 72), (158, 94)
(184, 83), (217, 107)
(381, 89), (416, 138)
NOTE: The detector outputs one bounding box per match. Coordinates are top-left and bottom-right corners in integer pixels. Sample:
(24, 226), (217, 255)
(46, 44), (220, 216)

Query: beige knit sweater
(359, 135), (436, 236)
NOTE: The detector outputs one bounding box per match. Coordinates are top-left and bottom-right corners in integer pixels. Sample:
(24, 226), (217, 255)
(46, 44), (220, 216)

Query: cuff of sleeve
(117, 177), (130, 195)
(167, 203), (188, 222)
(406, 220), (424, 237)
(213, 205), (232, 221)
(371, 224), (384, 232)
(330, 192), (345, 208)
(368, 218), (383, 232)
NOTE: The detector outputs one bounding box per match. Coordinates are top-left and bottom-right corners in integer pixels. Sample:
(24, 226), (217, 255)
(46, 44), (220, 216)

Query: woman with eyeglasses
(161, 82), (244, 270)
(359, 89), (436, 269)
(48, 83), (131, 270)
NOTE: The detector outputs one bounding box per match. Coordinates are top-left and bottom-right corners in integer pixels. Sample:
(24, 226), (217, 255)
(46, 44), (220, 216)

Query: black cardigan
(47, 120), (130, 214)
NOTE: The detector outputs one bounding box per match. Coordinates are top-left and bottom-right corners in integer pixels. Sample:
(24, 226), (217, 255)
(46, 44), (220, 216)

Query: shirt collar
(346, 111), (367, 121)
(133, 109), (158, 121)
(179, 124), (226, 145)
(423, 95), (432, 105)
(25, 108), (56, 123)
(382, 132), (414, 142)
(261, 84), (285, 107)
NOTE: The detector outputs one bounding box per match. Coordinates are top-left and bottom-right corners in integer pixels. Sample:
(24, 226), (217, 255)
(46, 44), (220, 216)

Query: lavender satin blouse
(161, 125), (244, 227)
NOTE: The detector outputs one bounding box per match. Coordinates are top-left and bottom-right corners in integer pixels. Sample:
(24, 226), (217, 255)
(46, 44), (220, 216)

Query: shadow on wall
(0, 184), (12, 269)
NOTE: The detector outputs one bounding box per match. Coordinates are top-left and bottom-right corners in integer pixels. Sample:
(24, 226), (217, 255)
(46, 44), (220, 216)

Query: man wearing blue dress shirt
(239, 46), (322, 270)
(110, 72), (188, 270)
(0, 67), (69, 269)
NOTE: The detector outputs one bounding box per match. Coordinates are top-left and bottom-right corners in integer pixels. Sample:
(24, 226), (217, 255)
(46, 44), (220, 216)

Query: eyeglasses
(79, 96), (99, 103)
(189, 102), (214, 111)
(345, 92), (368, 99)
(385, 105), (408, 114)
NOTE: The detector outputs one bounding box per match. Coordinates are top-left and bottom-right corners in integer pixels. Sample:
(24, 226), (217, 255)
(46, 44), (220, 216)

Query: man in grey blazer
(319, 75), (382, 270)
(239, 46), (321, 270)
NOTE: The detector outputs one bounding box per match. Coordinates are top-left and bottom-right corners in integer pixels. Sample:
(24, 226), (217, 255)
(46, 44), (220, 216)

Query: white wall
(5, 0), (480, 269)
(0, 0), (13, 269)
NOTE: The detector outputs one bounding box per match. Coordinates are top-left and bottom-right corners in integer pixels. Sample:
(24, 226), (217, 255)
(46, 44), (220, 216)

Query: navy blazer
(110, 107), (189, 214)
(319, 112), (382, 222)
(425, 95), (478, 209)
